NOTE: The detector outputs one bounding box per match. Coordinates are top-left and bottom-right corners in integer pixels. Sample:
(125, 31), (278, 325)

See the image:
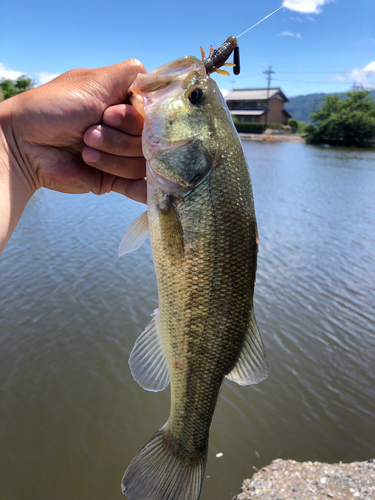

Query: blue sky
(0, 0), (374, 97)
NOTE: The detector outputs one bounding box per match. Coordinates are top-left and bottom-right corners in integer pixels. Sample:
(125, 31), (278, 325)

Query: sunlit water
(1, 142), (374, 500)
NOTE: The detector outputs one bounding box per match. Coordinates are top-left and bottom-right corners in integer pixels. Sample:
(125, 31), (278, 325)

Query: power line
(277, 71), (355, 75)
(234, 69), (375, 80)
(275, 78), (374, 85)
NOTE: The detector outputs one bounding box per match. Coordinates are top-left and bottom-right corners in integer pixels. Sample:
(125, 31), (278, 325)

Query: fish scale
(119, 55), (268, 500)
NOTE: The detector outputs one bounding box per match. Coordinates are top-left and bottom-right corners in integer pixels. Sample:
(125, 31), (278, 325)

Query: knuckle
(127, 59), (146, 73)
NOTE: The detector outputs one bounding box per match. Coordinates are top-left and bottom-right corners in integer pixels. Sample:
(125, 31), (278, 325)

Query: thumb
(98, 59), (147, 105)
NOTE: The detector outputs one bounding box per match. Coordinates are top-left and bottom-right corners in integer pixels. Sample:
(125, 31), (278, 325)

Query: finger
(103, 104), (144, 136)
(82, 146), (146, 179)
(99, 59), (147, 104)
(91, 172), (147, 204)
(112, 177), (147, 204)
(84, 124), (143, 157)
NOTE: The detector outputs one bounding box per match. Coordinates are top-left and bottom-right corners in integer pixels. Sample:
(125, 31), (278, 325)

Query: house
(225, 88), (292, 125)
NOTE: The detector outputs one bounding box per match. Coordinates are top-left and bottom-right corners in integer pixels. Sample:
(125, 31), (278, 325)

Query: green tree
(288, 118), (299, 128)
(304, 89), (375, 147)
(0, 75), (34, 100)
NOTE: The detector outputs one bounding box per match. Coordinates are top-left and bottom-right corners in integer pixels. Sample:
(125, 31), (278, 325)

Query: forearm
(0, 98), (36, 254)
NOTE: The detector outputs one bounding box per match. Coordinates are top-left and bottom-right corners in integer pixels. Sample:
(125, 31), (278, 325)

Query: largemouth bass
(119, 55), (268, 500)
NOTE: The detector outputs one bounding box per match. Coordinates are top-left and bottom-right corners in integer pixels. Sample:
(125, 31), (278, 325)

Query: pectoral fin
(129, 309), (170, 392)
(118, 211), (149, 257)
(226, 309), (268, 385)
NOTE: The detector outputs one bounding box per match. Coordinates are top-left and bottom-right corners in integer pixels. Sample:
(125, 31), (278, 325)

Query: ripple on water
(1, 143), (375, 500)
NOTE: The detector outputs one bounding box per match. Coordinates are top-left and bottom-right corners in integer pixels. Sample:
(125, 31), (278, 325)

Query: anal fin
(226, 308), (268, 385)
(129, 309), (170, 392)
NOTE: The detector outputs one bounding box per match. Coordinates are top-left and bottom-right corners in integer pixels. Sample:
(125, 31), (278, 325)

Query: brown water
(1, 142), (374, 500)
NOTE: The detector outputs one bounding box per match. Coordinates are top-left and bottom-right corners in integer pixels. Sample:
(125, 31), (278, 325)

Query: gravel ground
(232, 459), (375, 500)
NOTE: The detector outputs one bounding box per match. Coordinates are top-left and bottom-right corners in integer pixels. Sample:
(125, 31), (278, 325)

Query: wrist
(0, 97), (37, 253)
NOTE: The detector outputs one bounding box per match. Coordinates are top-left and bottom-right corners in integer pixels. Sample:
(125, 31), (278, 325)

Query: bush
(296, 121), (308, 133)
(304, 90), (375, 147)
(266, 123), (283, 129)
(232, 120), (265, 133)
(288, 119), (299, 131)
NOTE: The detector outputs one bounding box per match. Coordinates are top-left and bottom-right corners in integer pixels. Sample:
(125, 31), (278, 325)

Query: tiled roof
(225, 88), (289, 102)
(230, 110), (266, 116)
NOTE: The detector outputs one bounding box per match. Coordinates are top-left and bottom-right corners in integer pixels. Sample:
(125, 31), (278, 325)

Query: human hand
(82, 103), (146, 204)
(0, 59), (146, 253)
(2, 59), (146, 201)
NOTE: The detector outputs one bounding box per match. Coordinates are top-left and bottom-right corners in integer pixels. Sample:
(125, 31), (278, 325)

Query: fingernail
(104, 112), (121, 128)
(83, 147), (100, 164)
(85, 128), (103, 147)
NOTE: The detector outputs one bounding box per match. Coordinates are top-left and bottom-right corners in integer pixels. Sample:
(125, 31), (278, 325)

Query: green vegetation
(267, 123), (283, 130)
(288, 119), (299, 131)
(287, 119), (308, 133)
(304, 89), (375, 148)
(285, 93), (326, 123)
(0, 75), (34, 101)
(285, 90), (375, 123)
(232, 119), (265, 133)
(232, 118), (291, 134)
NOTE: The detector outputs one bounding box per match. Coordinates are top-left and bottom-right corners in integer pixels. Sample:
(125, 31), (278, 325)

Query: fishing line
(202, 2), (293, 75)
(237, 1), (293, 39)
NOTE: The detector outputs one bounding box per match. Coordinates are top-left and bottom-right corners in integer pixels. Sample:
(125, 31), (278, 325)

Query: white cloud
(0, 63), (23, 80)
(279, 31), (302, 38)
(364, 61), (375, 73)
(283, 0), (330, 14)
(36, 72), (61, 85)
(335, 61), (375, 86)
(0, 64), (61, 86)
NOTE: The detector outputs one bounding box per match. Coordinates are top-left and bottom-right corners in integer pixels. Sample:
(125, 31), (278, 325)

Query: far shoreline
(239, 131), (305, 143)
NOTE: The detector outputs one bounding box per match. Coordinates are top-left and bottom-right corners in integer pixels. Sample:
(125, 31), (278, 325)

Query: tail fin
(122, 426), (207, 500)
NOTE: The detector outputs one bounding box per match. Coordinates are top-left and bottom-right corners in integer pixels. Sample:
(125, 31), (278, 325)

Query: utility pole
(263, 66), (275, 129)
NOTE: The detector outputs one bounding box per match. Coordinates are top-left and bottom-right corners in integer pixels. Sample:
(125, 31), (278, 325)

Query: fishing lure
(201, 36), (240, 76)
(200, 2), (291, 77)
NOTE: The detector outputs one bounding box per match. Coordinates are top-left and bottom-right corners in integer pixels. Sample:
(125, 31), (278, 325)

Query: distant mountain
(285, 90), (375, 123)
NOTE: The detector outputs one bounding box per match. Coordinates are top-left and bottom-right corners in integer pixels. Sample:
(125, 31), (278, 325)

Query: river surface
(1, 142), (375, 500)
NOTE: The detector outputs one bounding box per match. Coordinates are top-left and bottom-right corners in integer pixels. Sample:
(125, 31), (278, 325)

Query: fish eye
(188, 88), (204, 105)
